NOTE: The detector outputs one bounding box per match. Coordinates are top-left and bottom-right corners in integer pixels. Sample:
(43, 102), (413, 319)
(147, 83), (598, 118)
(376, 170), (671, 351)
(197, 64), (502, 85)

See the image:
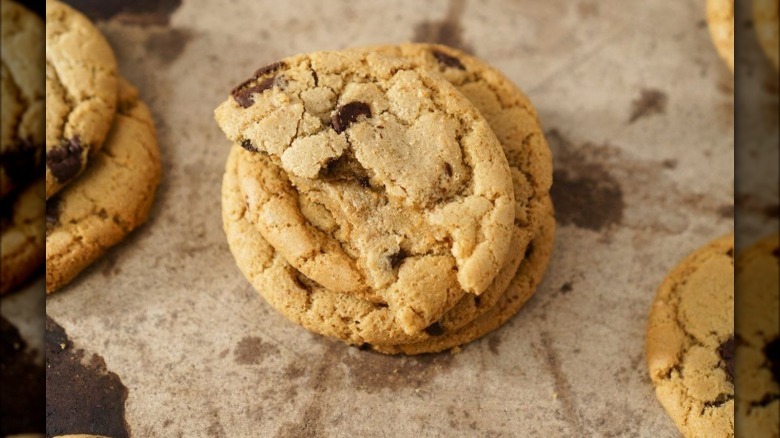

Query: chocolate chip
(254, 61), (286, 77)
(331, 102), (371, 133)
(389, 249), (408, 269)
(765, 336), (780, 384)
(718, 336), (734, 383)
(231, 76), (278, 108)
(240, 139), (258, 152)
(424, 322), (444, 336)
(46, 198), (60, 228)
(46, 138), (83, 183)
(432, 50), (466, 70)
(443, 162), (453, 177)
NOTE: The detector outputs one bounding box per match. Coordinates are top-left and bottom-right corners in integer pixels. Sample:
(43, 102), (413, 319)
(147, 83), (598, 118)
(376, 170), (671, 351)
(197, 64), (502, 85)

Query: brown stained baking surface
(45, 316), (130, 438)
(44, 0), (743, 435)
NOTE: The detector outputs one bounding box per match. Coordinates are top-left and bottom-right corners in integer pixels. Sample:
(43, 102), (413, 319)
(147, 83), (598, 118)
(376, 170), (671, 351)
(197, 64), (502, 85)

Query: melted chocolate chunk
(331, 102), (371, 133)
(424, 322), (444, 336)
(432, 50), (466, 70)
(389, 249), (408, 269)
(231, 76), (278, 108)
(319, 153), (371, 187)
(240, 139), (258, 152)
(46, 138), (84, 183)
(254, 61), (286, 78)
(718, 336), (735, 382)
(765, 336), (780, 384)
(1, 316), (45, 435)
(46, 197), (61, 228)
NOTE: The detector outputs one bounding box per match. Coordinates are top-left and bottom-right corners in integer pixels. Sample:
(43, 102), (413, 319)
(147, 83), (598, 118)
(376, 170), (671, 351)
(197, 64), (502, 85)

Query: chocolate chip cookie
(216, 49), (516, 334)
(0, 178), (44, 295)
(735, 234), (779, 437)
(706, 0), (735, 72)
(45, 0), (118, 199)
(1, 0), (45, 198)
(223, 146), (552, 350)
(46, 78), (160, 293)
(646, 234), (734, 437)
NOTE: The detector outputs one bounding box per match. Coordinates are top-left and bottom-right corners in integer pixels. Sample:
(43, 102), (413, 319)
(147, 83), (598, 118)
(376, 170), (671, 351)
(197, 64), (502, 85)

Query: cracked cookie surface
(1, 178), (44, 294)
(216, 49), (516, 334)
(45, 0), (117, 199)
(223, 147), (552, 349)
(45, 78), (160, 293)
(706, 0), (734, 72)
(1, 0), (44, 198)
(354, 43), (553, 328)
(735, 234), (779, 437)
(646, 234), (735, 437)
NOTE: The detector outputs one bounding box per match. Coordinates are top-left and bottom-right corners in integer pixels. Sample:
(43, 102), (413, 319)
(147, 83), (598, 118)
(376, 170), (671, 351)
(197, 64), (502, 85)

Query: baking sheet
(46, 0), (747, 435)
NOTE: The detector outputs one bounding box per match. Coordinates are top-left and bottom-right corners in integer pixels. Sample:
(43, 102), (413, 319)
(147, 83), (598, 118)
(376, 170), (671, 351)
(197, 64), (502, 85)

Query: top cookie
(1, 0), (45, 198)
(646, 234), (734, 437)
(706, 0), (735, 72)
(45, 0), (117, 199)
(215, 50), (516, 334)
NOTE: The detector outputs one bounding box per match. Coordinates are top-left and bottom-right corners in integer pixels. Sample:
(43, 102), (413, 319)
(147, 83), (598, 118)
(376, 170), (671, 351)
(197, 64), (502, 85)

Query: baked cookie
(224, 145), (551, 348)
(1, 0), (45, 198)
(754, 0), (779, 69)
(646, 234), (734, 437)
(45, 0), (118, 199)
(351, 43), (553, 327)
(0, 178), (44, 295)
(45, 78), (160, 293)
(216, 50), (516, 334)
(706, 0), (735, 71)
(735, 234), (779, 437)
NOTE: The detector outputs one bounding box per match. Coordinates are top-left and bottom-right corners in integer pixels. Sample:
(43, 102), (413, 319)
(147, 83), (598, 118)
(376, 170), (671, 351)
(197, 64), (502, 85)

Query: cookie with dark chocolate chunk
(646, 234), (735, 437)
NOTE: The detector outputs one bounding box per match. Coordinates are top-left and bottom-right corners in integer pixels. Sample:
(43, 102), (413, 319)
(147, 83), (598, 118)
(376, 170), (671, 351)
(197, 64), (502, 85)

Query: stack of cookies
(1, 0), (45, 295)
(217, 44), (554, 354)
(44, 0), (161, 293)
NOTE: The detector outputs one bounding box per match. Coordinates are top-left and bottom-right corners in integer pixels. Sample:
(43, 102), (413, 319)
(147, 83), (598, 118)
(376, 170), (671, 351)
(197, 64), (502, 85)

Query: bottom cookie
(45, 78), (161, 293)
(646, 234), (735, 437)
(736, 234), (779, 438)
(372, 210), (554, 355)
(1, 178), (44, 295)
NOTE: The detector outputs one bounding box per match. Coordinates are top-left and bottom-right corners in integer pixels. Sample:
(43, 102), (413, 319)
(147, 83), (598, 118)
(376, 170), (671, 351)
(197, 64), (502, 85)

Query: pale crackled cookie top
(735, 234), (779, 438)
(0, 177), (44, 295)
(215, 50), (515, 334)
(1, 0), (44, 198)
(45, 78), (160, 293)
(707, 0), (735, 71)
(45, 0), (117, 199)
(646, 234), (735, 437)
